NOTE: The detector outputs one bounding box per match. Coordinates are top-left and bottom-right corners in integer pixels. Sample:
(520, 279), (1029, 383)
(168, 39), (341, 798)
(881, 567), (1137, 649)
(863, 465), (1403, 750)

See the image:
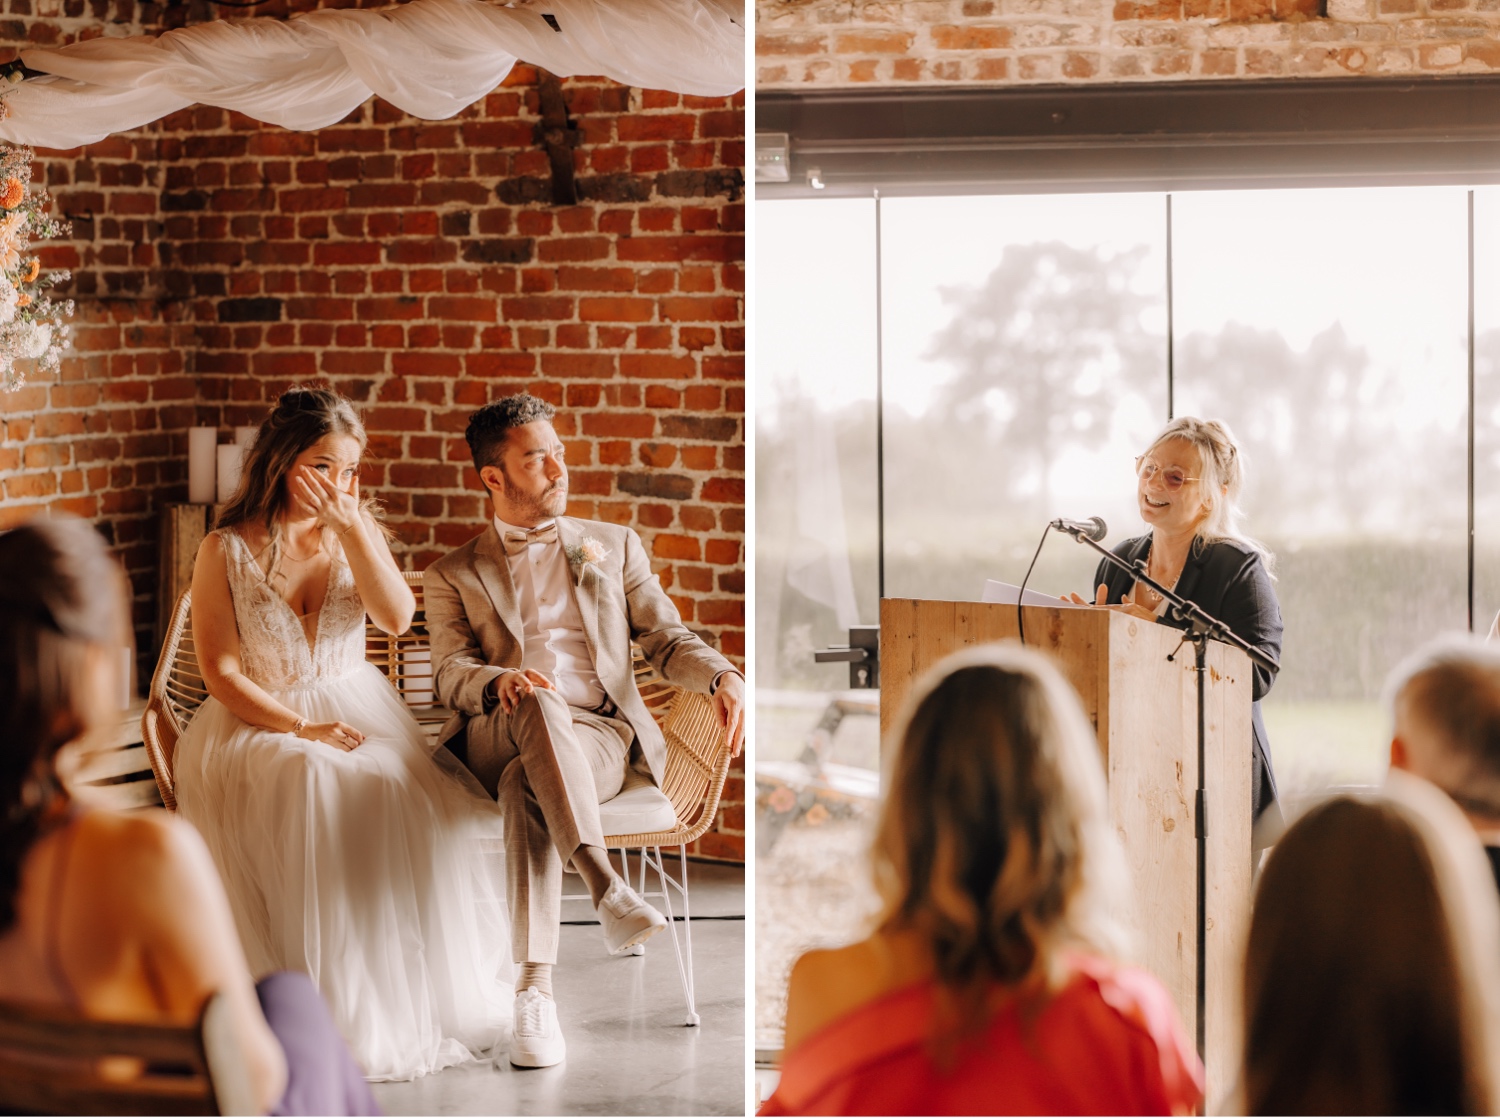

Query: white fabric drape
(0, 0), (744, 149)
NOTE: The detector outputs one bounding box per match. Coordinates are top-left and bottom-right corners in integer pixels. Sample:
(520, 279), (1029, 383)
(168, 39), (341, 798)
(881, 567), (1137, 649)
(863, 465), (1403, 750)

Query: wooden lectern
(881, 599), (1252, 1107)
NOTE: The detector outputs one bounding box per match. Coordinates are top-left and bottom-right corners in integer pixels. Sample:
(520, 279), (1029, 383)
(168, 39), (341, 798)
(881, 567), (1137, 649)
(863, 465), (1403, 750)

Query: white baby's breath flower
(0, 278), (17, 326)
(16, 320), (50, 359)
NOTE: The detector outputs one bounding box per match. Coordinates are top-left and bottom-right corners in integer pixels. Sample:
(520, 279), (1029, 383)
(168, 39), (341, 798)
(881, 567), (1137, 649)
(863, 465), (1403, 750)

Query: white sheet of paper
(981, 579), (1086, 608)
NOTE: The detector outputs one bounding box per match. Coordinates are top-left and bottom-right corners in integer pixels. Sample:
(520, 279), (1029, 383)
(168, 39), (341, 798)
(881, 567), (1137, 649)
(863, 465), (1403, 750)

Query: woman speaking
(1070, 417), (1284, 845)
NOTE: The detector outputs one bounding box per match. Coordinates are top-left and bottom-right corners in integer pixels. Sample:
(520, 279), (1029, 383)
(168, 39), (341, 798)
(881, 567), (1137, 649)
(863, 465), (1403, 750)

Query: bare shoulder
(76, 811), (223, 913)
(194, 528), (229, 564)
(784, 936), (914, 1051)
(75, 809), (202, 877)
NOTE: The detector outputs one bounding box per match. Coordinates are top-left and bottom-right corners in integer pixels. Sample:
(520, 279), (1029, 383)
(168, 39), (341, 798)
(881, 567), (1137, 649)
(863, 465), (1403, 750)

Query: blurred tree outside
(758, 237), (1469, 790)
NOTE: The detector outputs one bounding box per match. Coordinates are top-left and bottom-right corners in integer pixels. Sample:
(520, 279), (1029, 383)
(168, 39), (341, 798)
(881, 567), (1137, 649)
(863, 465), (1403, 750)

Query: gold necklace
(1140, 546), (1186, 605)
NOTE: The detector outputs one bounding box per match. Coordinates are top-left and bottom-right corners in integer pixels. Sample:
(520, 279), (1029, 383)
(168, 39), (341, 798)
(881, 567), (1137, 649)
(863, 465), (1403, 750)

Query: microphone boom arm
(1057, 526), (1280, 675)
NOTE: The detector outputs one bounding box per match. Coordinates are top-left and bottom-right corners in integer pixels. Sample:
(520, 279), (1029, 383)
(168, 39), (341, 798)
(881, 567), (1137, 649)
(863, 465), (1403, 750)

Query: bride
(174, 386), (512, 1081)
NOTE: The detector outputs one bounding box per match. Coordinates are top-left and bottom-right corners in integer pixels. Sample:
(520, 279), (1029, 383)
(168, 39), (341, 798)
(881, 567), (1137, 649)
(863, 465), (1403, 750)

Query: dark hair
(217, 386), (383, 583)
(0, 517), (126, 931)
(465, 393), (556, 477)
(1244, 797), (1482, 1114)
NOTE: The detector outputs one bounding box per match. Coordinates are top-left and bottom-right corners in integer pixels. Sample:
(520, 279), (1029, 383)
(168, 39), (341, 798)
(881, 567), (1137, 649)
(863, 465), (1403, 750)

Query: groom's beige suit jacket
(423, 517), (731, 785)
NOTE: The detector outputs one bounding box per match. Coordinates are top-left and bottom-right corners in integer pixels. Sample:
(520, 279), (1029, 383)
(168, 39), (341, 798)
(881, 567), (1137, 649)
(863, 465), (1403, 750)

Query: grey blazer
(423, 517), (733, 785)
(1093, 533), (1284, 823)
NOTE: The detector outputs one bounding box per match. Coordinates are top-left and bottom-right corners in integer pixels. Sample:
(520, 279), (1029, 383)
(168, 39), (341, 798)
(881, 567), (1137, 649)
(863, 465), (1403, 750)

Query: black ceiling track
(758, 77), (1500, 197)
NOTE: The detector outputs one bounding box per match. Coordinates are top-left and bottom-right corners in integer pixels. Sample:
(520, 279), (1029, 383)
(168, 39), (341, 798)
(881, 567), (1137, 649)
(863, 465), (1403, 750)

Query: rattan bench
(143, 570), (732, 1025)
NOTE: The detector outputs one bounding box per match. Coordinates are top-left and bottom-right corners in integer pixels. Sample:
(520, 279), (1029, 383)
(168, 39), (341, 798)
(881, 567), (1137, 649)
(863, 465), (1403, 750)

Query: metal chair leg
(652, 844), (699, 1026)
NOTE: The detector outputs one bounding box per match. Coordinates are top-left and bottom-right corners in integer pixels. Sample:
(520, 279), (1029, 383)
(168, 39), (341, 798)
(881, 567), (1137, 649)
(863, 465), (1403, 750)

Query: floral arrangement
(0, 143), (73, 390)
(566, 537), (609, 567)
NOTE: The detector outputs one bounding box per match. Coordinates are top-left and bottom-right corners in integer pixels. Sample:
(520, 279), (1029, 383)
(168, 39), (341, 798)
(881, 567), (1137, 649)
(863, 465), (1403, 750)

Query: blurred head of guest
(1387, 634), (1500, 837)
(871, 641), (1131, 1033)
(0, 516), (126, 931)
(762, 643), (1202, 1118)
(1243, 771), (1500, 1116)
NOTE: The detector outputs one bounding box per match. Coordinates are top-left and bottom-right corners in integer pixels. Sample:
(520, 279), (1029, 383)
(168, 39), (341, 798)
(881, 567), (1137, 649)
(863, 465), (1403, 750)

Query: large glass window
(1173, 189), (1469, 797)
(1474, 189), (1500, 646)
(755, 199), (881, 1054)
(879, 194), (1168, 604)
(755, 182), (1492, 1053)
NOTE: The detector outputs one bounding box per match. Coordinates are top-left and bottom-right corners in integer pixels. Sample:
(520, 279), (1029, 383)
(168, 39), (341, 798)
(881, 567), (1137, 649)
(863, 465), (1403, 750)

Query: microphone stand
(1052, 522), (1279, 1065)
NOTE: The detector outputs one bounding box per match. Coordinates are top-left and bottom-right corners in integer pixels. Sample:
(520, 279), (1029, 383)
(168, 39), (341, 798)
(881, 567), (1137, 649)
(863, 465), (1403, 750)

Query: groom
(424, 393), (746, 1069)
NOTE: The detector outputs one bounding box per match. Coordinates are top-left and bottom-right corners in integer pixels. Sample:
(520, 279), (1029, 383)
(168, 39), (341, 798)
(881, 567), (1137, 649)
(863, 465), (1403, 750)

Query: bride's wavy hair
(216, 386), (386, 584)
(872, 642), (1132, 1050)
(0, 517), (127, 932)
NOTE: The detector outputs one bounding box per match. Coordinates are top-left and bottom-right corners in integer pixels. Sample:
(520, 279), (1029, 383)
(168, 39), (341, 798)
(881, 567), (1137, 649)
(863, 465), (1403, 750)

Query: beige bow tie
(502, 523), (558, 556)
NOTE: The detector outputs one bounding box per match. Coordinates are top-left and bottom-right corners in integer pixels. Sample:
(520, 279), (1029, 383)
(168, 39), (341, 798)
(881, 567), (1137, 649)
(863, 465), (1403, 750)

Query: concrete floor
(371, 860), (745, 1117)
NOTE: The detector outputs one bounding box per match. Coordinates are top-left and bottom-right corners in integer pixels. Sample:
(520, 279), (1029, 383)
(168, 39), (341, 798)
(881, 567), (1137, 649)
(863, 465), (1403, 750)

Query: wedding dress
(173, 528), (512, 1082)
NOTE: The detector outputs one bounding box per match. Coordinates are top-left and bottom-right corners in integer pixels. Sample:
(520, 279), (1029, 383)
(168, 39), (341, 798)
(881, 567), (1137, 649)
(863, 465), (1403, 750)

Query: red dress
(761, 955), (1202, 1116)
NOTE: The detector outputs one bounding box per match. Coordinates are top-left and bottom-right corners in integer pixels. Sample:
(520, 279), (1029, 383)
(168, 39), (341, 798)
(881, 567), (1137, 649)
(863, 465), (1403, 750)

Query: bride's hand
(297, 720), (366, 751)
(292, 465), (362, 536)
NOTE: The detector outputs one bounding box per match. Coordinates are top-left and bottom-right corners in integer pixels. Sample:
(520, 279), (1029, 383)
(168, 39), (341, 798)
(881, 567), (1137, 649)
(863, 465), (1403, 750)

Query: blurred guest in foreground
(760, 643), (1201, 1116)
(1386, 635), (1500, 888)
(0, 517), (377, 1116)
(1243, 771), (1500, 1115)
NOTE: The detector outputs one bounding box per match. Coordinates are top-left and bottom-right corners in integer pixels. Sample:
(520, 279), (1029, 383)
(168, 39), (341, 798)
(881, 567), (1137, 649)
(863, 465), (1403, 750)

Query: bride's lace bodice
(219, 529), (367, 690)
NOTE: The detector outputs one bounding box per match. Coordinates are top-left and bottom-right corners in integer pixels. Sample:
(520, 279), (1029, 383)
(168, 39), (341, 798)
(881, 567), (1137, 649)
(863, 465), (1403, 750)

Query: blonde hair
(1243, 771), (1500, 1114)
(872, 642), (1131, 1037)
(1146, 416), (1275, 574)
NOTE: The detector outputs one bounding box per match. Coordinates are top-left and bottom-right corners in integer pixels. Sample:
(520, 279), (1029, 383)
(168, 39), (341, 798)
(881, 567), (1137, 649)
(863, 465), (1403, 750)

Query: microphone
(1051, 516), (1107, 543)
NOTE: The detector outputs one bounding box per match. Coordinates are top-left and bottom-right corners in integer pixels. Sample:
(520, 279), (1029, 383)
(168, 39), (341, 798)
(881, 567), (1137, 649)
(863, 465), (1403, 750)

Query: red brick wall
(0, 3), (746, 859)
(756, 0), (1500, 85)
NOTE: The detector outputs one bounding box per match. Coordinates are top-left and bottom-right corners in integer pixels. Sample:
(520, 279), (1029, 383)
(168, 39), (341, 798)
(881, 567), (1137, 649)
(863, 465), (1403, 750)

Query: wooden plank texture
(156, 503), (209, 654)
(1203, 639), (1253, 1112)
(1103, 614), (1200, 1071)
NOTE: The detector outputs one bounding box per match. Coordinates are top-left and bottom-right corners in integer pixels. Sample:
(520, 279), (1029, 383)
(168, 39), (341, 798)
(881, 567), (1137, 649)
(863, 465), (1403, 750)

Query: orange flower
(0, 177), (24, 209)
(15, 293), (29, 308)
(22, 258), (38, 283)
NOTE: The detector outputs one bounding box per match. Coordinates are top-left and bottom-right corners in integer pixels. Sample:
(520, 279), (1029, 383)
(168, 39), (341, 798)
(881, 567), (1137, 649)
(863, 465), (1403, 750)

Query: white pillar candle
(217, 442), (244, 504)
(188, 427), (217, 504)
(235, 425), (257, 448)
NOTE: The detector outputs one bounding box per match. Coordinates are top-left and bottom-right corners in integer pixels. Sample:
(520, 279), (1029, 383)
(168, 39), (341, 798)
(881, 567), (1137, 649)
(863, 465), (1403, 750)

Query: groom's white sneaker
(509, 986), (565, 1068)
(598, 878), (668, 955)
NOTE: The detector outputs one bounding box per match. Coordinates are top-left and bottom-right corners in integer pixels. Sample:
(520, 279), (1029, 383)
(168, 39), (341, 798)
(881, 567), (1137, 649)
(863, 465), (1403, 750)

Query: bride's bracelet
(290, 716), (307, 737)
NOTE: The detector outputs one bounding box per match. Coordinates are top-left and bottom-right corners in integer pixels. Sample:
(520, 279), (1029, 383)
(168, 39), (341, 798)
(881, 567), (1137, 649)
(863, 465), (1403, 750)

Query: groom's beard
(501, 470), (568, 521)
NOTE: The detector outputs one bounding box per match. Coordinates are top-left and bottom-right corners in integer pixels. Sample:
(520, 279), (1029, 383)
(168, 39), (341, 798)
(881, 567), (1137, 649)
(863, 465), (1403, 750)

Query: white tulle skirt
(174, 662), (513, 1082)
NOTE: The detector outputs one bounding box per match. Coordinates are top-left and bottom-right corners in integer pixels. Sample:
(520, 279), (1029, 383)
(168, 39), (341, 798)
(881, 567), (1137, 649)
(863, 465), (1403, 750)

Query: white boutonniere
(566, 537), (609, 568)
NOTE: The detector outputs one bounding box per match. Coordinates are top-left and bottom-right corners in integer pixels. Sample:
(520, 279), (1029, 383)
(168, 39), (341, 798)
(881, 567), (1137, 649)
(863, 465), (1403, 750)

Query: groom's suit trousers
(460, 687), (633, 964)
